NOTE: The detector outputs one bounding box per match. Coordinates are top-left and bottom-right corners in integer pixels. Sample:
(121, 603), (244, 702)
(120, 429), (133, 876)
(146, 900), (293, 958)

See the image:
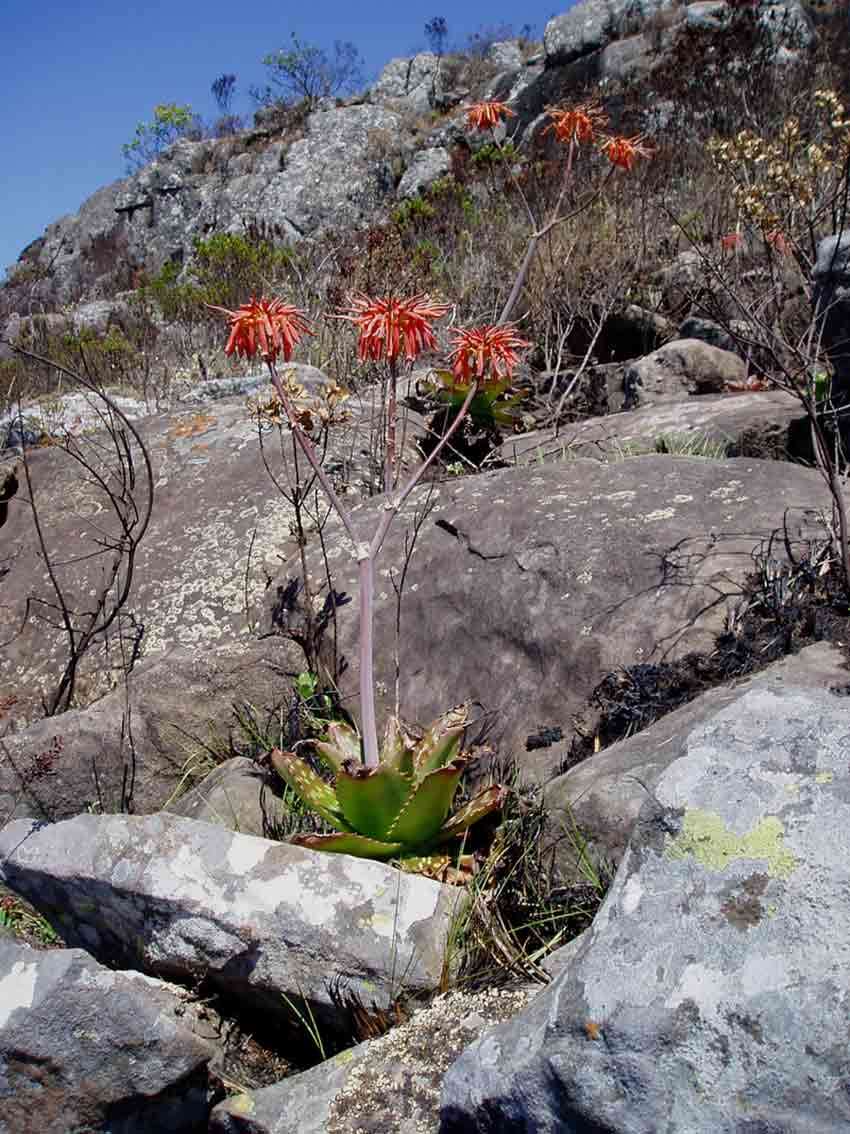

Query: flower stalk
(215, 296), (493, 768)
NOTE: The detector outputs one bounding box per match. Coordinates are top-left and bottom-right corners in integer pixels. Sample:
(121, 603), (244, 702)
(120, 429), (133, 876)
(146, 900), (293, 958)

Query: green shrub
(122, 103), (198, 171)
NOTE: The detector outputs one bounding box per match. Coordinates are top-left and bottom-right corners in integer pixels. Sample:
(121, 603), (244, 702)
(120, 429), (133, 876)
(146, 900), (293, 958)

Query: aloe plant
(270, 704), (506, 876)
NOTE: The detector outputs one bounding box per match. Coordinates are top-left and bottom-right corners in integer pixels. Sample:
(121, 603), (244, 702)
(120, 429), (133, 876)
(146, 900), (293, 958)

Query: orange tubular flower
(465, 100), (516, 131)
(720, 232), (744, 254)
(448, 323), (530, 386)
(341, 294), (451, 364)
(601, 134), (653, 172)
(544, 102), (608, 146)
(210, 296), (312, 363)
(765, 228), (790, 256)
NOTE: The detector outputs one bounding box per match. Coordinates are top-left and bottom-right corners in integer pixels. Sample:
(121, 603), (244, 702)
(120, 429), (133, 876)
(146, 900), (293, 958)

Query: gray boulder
(678, 314), (738, 354)
(600, 32), (657, 80)
(0, 938), (216, 1132)
(812, 231), (850, 446)
(545, 641), (847, 882)
(442, 679), (850, 1132)
(0, 813), (460, 1037)
(486, 41), (525, 69)
(0, 391), (420, 724)
(544, 0), (669, 64)
(166, 756), (275, 838)
(371, 54), (441, 112)
(624, 338), (748, 406)
(684, 0), (731, 29)
(397, 147), (452, 199)
(0, 637), (300, 823)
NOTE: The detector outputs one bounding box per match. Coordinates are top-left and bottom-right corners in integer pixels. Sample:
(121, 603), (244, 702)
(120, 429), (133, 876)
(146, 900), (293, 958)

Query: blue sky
(1, 1), (565, 280)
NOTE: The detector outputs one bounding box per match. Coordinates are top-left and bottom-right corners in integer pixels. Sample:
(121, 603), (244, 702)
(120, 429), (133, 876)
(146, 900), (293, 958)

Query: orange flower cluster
(544, 102), (608, 146)
(464, 100), (516, 131)
(448, 323), (530, 385)
(341, 294), (451, 363)
(601, 134), (653, 171)
(212, 296), (312, 362)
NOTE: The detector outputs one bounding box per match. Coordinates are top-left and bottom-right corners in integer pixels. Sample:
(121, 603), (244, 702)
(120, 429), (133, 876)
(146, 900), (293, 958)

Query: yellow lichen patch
(815, 771), (834, 784)
(225, 1093), (255, 1115)
(666, 810), (797, 879)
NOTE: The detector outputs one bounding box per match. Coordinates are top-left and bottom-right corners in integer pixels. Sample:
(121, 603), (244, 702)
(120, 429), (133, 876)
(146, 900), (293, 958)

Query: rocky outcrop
(442, 678), (850, 1132)
(396, 147), (452, 199)
(496, 389), (809, 464)
(0, 390), (424, 724)
(1, 103), (405, 312)
(0, 639), (300, 822)
(0, 813), (460, 1038)
(371, 53), (442, 112)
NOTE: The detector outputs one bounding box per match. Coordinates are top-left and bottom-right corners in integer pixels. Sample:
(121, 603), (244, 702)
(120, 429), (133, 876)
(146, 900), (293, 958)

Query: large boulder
(812, 231), (850, 447)
(370, 53), (441, 112)
(0, 638), (298, 822)
(264, 455), (832, 783)
(442, 679), (850, 1131)
(0, 813), (459, 1038)
(0, 392), (418, 723)
(0, 938), (217, 1132)
(166, 755), (275, 838)
(545, 641), (848, 881)
(624, 339), (748, 406)
(397, 147), (452, 199)
(544, 0), (669, 65)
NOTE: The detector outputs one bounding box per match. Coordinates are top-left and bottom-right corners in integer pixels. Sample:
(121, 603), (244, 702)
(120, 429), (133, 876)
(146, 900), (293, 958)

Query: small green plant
(270, 704), (506, 876)
(392, 195), (436, 227)
(0, 894), (60, 946)
(122, 103), (198, 171)
(425, 367), (526, 432)
(472, 140), (517, 166)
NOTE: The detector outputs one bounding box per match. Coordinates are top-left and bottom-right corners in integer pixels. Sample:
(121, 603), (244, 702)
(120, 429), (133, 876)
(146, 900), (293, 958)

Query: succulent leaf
(270, 748), (349, 831)
(388, 761), (466, 846)
(313, 720), (361, 772)
(412, 704), (469, 776)
(290, 831), (405, 859)
(436, 784), (508, 842)
(398, 853), (477, 884)
(335, 763), (413, 841)
(380, 715), (416, 775)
